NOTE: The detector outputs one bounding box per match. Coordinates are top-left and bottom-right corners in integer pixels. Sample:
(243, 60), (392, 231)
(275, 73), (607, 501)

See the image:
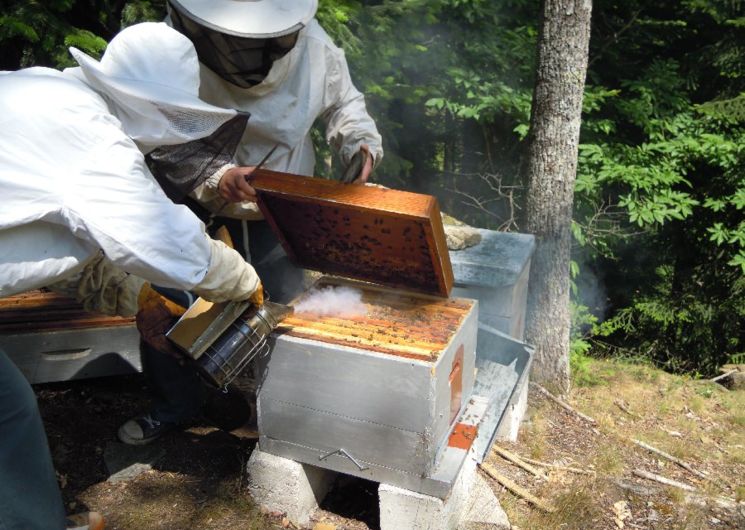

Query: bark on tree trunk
(524, 0), (593, 394)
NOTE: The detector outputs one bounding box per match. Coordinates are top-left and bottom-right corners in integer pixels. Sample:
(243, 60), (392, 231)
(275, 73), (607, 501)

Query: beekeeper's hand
(193, 237), (262, 303)
(342, 144), (373, 185)
(48, 252), (146, 317)
(218, 166), (258, 203)
(136, 283), (186, 357)
(249, 282), (264, 306)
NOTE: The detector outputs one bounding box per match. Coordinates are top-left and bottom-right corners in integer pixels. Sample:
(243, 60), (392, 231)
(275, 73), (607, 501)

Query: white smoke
(294, 285), (367, 318)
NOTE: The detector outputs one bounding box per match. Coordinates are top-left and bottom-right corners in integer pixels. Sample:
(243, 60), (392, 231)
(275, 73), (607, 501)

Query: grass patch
(524, 408), (549, 460)
(593, 444), (624, 477)
(521, 483), (605, 530)
(736, 486), (745, 502)
(498, 359), (745, 530)
(729, 411), (745, 428)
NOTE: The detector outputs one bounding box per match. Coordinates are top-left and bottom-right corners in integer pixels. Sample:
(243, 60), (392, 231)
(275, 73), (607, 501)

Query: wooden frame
(251, 169), (454, 297)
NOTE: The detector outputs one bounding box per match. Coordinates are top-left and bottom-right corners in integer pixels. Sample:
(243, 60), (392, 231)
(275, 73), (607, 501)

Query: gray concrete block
(459, 473), (511, 529)
(495, 363), (530, 442)
(379, 456), (478, 530)
(246, 448), (335, 526)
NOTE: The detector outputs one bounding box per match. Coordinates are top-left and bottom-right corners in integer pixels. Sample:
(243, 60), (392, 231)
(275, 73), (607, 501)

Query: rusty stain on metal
(278, 281), (473, 361)
(447, 422), (479, 450)
(0, 290), (134, 333)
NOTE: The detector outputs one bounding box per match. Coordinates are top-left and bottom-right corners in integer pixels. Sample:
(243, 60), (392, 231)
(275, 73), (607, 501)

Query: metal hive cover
(251, 169), (454, 297)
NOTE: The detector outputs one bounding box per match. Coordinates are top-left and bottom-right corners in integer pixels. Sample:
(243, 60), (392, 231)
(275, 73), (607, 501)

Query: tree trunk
(524, 0), (592, 394)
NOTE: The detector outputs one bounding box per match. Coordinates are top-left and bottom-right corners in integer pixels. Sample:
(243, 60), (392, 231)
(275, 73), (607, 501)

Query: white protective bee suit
(0, 22), (261, 315)
(166, 0), (384, 220)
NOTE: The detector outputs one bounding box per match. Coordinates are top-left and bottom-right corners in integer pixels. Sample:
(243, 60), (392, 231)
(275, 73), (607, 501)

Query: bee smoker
(166, 298), (293, 389)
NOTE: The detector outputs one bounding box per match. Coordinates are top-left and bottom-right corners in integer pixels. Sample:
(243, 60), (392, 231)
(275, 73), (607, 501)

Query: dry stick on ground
(480, 463), (556, 513)
(632, 469), (697, 492)
(614, 478), (740, 511)
(614, 399), (637, 417)
(492, 445), (545, 478)
(530, 382), (597, 425)
(519, 456), (596, 476)
(631, 439), (708, 480)
(710, 370), (737, 383)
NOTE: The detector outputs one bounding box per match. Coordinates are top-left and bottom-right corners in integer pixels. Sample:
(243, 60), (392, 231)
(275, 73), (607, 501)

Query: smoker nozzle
(260, 301), (294, 327)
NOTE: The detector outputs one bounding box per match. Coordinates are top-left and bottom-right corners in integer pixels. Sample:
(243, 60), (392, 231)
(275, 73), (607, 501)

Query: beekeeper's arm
(71, 132), (260, 310)
(320, 43), (383, 184)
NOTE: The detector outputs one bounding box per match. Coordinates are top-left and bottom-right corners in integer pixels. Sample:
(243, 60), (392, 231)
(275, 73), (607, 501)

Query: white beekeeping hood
(168, 0), (318, 38)
(68, 22), (237, 148)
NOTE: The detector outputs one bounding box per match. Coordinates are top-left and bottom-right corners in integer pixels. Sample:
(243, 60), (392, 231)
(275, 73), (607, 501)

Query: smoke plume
(294, 285), (367, 318)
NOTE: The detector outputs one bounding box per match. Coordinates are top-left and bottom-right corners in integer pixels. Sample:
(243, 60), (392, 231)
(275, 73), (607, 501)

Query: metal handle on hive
(319, 448), (369, 471)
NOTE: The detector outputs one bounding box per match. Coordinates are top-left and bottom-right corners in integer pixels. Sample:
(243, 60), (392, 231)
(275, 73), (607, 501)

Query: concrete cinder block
(460, 473), (511, 529)
(246, 448), (335, 526)
(494, 369), (530, 443)
(379, 456), (479, 530)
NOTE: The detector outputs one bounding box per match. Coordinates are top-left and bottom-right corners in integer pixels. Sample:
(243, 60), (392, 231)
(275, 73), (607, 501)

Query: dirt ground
(36, 358), (744, 530)
(37, 373), (378, 530)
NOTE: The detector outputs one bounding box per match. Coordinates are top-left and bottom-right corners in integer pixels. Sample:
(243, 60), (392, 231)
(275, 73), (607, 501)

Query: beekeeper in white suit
(167, 0), (384, 215)
(0, 22), (262, 530)
(0, 23), (262, 311)
(116, 0), (385, 446)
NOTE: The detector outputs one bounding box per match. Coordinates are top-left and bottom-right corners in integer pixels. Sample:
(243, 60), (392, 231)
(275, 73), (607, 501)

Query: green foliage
(570, 0), (745, 374)
(0, 1), (164, 69)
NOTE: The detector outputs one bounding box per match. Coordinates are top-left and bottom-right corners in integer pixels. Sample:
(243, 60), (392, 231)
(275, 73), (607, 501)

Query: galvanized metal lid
(251, 169), (454, 297)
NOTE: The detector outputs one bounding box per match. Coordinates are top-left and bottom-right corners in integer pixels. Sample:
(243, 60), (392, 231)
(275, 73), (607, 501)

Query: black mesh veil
(146, 112), (249, 203)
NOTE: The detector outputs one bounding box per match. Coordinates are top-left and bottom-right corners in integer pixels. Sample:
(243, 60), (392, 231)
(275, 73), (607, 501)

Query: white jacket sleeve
(321, 45), (384, 170)
(67, 131), (220, 292)
(193, 237), (261, 302)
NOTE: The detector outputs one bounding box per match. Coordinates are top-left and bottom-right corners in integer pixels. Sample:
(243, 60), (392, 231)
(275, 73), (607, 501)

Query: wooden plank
(0, 290), (134, 333)
(251, 169), (453, 297)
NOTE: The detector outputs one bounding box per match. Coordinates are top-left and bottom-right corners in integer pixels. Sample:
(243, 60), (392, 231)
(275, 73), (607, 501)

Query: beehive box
(450, 229), (535, 340)
(257, 278), (478, 495)
(0, 290), (140, 383)
(250, 172), (481, 496)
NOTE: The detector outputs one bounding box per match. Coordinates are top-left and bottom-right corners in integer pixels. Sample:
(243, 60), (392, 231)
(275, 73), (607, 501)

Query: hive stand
(246, 447), (510, 530)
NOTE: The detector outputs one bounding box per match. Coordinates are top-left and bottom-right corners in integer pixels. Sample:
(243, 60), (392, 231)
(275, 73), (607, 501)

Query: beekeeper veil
(68, 22), (238, 149)
(167, 0), (318, 88)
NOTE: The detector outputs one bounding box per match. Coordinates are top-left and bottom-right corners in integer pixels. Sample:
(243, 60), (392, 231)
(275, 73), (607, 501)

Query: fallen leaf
(613, 500), (631, 529)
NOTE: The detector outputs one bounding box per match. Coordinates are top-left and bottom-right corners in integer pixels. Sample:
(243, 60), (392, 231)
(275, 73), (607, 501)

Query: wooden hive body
(0, 291), (140, 383)
(258, 279), (478, 494)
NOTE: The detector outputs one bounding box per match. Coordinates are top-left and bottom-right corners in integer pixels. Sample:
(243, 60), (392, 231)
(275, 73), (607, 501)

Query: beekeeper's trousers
(0, 349), (66, 530)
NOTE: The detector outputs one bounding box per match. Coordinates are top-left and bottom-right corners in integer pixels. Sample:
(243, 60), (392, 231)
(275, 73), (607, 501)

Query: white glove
(193, 237), (261, 303)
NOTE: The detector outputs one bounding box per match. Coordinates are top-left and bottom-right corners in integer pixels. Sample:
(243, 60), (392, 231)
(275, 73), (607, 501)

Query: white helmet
(168, 0), (318, 38)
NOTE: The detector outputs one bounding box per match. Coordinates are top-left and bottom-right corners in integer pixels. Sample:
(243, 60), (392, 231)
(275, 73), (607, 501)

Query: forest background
(3, 0), (743, 377)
